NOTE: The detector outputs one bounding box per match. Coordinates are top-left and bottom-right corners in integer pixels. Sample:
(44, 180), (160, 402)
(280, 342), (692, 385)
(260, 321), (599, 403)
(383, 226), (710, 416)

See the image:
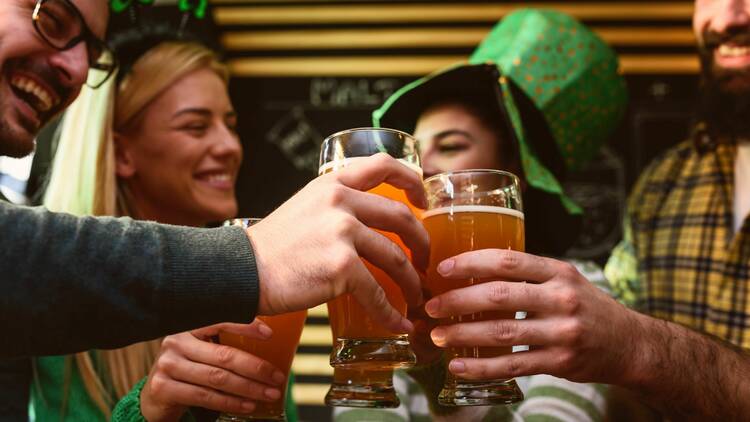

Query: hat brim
(374, 63), (506, 135)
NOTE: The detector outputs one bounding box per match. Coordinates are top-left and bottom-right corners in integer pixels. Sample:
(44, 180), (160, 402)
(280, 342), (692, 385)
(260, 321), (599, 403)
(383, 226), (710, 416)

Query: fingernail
(430, 328), (446, 346)
(450, 360), (466, 374)
(265, 388), (282, 400)
(258, 324), (273, 339)
(242, 401), (255, 411)
(272, 370), (286, 386)
(438, 259), (455, 275)
(425, 298), (439, 316)
(400, 318), (414, 333)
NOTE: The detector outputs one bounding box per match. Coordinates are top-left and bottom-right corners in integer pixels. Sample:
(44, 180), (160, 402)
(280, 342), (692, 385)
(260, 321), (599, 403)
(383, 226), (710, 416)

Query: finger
(346, 258), (414, 334)
(148, 374), (257, 415)
(425, 281), (550, 318)
(447, 348), (570, 381)
(437, 249), (563, 283)
(331, 153), (427, 209)
(191, 320), (273, 342)
(177, 337), (286, 388)
(430, 318), (561, 348)
(164, 355), (282, 401)
(344, 188), (430, 272)
(355, 225), (423, 307)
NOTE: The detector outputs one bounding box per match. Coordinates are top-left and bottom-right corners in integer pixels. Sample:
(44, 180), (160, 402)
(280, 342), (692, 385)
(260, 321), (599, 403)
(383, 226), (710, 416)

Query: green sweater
(31, 356), (299, 422)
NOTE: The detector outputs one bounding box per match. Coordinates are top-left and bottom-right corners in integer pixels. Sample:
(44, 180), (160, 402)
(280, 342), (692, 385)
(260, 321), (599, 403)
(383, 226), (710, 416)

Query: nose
(212, 125), (244, 164)
(47, 43), (90, 89)
(711, 0), (750, 33)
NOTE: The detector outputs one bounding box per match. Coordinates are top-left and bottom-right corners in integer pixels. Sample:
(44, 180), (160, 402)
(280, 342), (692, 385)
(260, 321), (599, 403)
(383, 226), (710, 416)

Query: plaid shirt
(605, 139), (750, 350)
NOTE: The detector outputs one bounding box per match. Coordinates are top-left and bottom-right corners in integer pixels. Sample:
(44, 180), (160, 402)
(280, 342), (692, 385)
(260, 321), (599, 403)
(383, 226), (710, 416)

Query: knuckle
(557, 349), (576, 371)
(488, 282), (512, 305)
(208, 367), (229, 387)
(255, 360), (272, 377)
(157, 354), (178, 373)
(325, 184), (349, 206)
(561, 319), (584, 345)
(559, 262), (581, 280)
(215, 345), (236, 365)
(390, 242), (409, 267)
(394, 201), (415, 224)
(506, 355), (525, 378)
(160, 335), (179, 351)
(490, 320), (514, 343)
(495, 250), (520, 272)
(555, 287), (581, 314)
(148, 374), (168, 396)
(333, 214), (358, 238)
(331, 250), (356, 275)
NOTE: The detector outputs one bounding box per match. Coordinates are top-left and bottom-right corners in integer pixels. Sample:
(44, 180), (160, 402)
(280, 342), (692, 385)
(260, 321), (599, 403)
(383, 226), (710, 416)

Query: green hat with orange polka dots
(373, 9), (627, 215)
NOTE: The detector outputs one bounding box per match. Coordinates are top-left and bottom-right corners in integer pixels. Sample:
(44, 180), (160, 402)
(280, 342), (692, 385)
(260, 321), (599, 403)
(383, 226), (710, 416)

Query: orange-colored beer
(219, 310), (307, 419)
(327, 182), (422, 341)
(422, 206), (525, 361)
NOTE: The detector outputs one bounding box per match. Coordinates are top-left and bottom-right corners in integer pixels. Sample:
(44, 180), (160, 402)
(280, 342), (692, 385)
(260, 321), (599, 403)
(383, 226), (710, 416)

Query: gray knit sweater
(0, 201), (260, 357)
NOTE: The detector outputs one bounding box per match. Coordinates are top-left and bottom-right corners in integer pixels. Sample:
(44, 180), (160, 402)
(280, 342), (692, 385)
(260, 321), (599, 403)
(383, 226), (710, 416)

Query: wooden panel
(214, 3), (693, 25)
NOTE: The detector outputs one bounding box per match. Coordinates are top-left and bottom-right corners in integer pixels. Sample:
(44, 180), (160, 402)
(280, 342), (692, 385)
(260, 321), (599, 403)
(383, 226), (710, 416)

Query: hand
(140, 320), (286, 422)
(424, 249), (639, 384)
(249, 153), (429, 334)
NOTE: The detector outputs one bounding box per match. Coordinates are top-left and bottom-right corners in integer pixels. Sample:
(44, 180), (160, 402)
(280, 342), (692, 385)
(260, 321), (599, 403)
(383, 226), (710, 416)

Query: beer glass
(422, 170), (525, 406)
(319, 128), (419, 409)
(217, 219), (307, 421)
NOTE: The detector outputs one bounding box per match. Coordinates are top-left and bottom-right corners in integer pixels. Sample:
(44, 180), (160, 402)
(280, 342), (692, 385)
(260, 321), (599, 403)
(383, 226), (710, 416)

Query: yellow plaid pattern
(605, 140), (750, 350)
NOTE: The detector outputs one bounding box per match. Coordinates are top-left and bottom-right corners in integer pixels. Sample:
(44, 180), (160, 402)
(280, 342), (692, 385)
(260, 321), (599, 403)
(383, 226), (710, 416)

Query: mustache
(701, 28), (750, 51)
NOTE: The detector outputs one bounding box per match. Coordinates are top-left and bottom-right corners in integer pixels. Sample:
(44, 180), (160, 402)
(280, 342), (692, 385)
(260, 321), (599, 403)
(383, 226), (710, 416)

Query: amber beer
(325, 367), (400, 408)
(218, 310), (307, 421)
(422, 205), (525, 360)
(422, 169), (525, 406)
(320, 158), (421, 369)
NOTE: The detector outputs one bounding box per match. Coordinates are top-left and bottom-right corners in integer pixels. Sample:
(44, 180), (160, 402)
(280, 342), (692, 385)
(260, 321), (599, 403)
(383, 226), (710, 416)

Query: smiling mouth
(718, 44), (750, 58)
(9, 74), (61, 118)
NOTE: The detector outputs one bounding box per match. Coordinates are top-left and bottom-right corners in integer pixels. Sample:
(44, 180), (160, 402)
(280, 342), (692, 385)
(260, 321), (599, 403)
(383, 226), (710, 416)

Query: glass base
(216, 413), (285, 421)
(330, 336), (416, 369)
(438, 378), (524, 406)
(325, 381), (400, 408)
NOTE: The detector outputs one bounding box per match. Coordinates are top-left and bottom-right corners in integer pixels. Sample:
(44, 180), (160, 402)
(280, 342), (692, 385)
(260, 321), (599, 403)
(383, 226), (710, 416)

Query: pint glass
(319, 128), (420, 407)
(217, 219), (307, 421)
(422, 170), (525, 406)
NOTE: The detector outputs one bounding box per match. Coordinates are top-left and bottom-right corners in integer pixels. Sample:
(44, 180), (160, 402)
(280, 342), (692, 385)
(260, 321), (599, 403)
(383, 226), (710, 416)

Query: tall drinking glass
(216, 219), (307, 421)
(422, 170), (525, 406)
(319, 128), (420, 405)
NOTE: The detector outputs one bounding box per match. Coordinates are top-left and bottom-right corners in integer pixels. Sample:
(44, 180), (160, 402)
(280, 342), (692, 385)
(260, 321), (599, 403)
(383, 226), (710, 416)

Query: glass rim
(322, 127), (417, 146)
(423, 168), (521, 186)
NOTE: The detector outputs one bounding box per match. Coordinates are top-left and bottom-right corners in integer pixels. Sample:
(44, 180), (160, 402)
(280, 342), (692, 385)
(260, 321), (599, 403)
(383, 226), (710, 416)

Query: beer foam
(319, 156), (422, 177)
(422, 205), (525, 220)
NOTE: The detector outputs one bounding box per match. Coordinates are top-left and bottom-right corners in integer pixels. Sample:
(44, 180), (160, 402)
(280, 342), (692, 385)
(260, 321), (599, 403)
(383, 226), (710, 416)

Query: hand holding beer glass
(422, 170), (525, 406)
(319, 128), (422, 407)
(217, 219), (307, 422)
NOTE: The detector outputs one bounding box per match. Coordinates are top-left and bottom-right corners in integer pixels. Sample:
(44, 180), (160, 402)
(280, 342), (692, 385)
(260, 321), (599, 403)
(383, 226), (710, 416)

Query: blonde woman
(24, 36), (296, 421)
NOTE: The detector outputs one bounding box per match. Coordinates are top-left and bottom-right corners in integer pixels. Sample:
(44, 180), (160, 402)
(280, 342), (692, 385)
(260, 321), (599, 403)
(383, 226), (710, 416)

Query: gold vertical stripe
(292, 383), (329, 405)
(292, 353), (333, 376)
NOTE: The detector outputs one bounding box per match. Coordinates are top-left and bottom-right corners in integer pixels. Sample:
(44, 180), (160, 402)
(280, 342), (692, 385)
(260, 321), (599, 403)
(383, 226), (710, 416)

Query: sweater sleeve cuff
(161, 225), (260, 327)
(111, 377), (148, 422)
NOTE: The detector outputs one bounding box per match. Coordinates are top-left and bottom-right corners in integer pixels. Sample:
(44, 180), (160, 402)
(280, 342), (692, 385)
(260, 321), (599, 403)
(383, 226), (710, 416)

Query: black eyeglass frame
(32, 0), (117, 89)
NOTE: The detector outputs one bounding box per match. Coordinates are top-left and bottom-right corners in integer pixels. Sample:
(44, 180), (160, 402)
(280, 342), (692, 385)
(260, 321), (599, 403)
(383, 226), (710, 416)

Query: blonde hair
(43, 42), (229, 418)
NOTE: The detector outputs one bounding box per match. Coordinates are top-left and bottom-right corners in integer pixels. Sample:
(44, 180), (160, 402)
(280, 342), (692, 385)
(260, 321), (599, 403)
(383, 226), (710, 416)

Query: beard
(697, 28), (750, 139)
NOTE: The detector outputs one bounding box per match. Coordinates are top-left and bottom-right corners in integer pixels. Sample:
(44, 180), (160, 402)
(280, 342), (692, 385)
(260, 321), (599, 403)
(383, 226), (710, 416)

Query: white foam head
(422, 205), (524, 220)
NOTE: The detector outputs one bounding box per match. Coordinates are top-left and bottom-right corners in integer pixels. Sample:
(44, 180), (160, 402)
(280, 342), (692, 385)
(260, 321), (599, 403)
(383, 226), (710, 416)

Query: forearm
(0, 203), (259, 357)
(625, 311), (750, 420)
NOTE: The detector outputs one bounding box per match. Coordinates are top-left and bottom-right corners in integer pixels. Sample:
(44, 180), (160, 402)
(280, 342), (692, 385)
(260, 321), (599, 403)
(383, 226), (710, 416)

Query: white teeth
(718, 44), (750, 58)
(10, 75), (58, 112)
(206, 173), (231, 182)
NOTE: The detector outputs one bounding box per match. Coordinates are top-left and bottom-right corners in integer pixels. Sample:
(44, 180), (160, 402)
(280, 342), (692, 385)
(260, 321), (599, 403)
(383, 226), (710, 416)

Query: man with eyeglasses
(0, 0), (427, 363)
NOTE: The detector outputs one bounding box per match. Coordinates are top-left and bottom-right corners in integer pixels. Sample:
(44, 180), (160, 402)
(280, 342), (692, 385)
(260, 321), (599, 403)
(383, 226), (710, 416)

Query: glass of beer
(217, 219), (308, 421)
(319, 128), (420, 390)
(422, 170), (525, 406)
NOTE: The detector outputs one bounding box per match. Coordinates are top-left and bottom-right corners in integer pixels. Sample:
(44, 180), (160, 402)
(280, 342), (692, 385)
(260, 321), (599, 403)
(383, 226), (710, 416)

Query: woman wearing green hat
(336, 9), (627, 421)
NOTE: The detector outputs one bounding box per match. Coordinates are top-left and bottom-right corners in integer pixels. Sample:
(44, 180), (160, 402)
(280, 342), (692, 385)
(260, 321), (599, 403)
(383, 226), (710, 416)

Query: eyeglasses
(32, 0), (116, 89)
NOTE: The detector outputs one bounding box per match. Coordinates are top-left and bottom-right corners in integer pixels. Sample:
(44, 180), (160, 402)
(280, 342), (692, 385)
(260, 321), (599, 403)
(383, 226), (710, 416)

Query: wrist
(619, 310), (663, 389)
